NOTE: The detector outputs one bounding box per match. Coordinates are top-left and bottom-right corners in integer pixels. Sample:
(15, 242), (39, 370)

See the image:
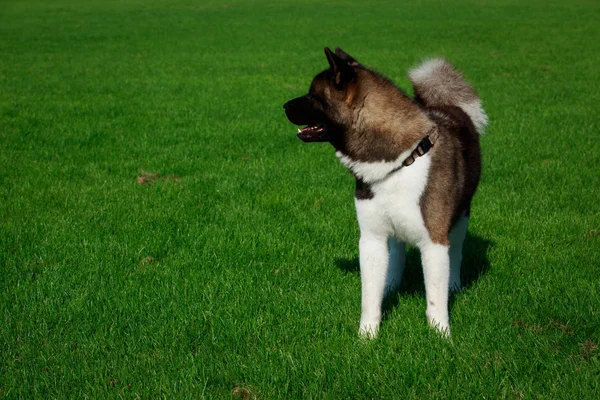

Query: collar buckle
(416, 136), (433, 156)
(391, 128), (439, 174)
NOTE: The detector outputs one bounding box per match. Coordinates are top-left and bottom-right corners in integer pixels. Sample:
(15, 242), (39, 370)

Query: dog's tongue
(297, 125), (325, 141)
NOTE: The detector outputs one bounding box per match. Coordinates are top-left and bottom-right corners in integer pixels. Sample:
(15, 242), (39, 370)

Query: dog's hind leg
(421, 243), (451, 336)
(386, 236), (406, 293)
(449, 216), (469, 291)
(358, 234), (389, 338)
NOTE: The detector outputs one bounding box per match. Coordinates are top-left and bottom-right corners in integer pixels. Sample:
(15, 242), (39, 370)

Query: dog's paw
(426, 316), (451, 338)
(358, 322), (379, 339)
(426, 308), (450, 337)
(434, 325), (451, 338)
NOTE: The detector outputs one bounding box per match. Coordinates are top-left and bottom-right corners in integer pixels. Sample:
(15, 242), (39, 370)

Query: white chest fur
(338, 152), (433, 247)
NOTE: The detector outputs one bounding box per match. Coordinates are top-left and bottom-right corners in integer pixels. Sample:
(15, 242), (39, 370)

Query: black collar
(386, 128), (439, 177)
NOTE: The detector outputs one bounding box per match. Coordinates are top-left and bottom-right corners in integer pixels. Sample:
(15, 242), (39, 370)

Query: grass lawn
(1, 0), (599, 398)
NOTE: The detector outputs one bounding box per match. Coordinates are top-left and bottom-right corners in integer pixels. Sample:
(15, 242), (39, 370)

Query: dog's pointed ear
(335, 47), (360, 66)
(324, 47), (356, 89)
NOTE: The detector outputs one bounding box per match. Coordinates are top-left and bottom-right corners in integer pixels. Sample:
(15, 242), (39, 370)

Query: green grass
(1, 0), (599, 398)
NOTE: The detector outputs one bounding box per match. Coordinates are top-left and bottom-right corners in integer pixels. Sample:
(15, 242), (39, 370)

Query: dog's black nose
(283, 102), (289, 110)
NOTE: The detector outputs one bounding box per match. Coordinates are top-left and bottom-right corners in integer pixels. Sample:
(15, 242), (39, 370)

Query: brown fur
(420, 107), (481, 245)
(308, 67), (434, 163)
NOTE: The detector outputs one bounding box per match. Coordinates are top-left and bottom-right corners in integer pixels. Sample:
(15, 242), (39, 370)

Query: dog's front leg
(358, 234), (389, 338)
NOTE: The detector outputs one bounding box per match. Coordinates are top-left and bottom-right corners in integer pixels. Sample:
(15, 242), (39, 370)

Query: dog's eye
(309, 94), (323, 106)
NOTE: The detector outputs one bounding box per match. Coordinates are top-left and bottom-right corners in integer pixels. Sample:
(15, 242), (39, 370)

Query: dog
(283, 47), (487, 338)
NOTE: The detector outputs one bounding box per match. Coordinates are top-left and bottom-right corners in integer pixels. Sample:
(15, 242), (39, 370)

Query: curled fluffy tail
(409, 58), (488, 134)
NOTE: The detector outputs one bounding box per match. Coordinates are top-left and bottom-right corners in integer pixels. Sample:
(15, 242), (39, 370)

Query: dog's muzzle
(284, 96), (329, 142)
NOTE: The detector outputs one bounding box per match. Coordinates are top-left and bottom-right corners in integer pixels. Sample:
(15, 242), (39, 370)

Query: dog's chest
(353, 156), (431, 246)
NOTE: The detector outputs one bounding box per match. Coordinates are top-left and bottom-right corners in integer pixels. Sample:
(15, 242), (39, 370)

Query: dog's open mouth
(297, 125), (328, 142)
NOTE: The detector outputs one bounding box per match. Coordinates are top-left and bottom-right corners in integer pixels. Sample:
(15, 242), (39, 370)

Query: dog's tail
(409, 58), (487, 134)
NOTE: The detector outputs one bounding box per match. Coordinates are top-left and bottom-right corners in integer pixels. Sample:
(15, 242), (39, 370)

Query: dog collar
(387, 127), (439, 177)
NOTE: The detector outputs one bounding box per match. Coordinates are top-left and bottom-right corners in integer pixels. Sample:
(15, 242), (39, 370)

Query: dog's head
(283, 47), (361, 143)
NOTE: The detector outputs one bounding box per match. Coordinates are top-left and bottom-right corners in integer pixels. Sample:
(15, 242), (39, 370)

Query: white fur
(336, 148), (415, 184)
(350, 153), (455, 338)
(354, 154), (432, 245)
(458, 100), (488, 134)
(408, 58), (447, 83)
(421, 242), (451, 335)
(357, 233), (390, 338)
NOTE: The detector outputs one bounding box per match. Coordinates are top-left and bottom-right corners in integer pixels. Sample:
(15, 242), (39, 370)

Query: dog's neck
(330, 71), (436, 183)
(333, 87), (434, 163)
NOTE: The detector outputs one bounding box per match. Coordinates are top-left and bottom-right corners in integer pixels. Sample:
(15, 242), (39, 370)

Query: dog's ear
(335, 47), (360, 66)
(324, 47), (356, 89)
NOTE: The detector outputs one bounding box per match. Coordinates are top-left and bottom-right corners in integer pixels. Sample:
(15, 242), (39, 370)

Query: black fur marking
(355, 178), (374, 200)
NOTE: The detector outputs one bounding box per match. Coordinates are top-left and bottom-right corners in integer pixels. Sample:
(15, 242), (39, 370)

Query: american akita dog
(283, 47), (486, 338)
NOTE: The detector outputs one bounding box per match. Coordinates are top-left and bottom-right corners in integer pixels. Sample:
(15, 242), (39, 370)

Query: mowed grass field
(1, 0), (599, 398)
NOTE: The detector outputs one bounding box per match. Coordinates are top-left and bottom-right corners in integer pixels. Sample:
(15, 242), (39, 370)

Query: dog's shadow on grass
(335, 233), (493, 316)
